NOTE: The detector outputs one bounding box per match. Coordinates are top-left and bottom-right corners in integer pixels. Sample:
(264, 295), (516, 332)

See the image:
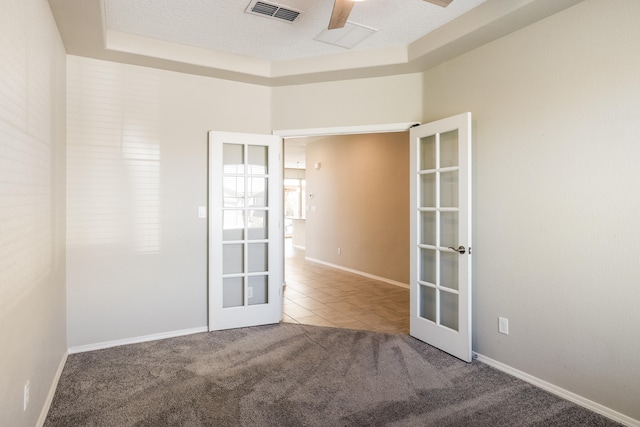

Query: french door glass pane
(440, 211), (458, 248)
(248, 275), (268, 305)
(223, 210), (244, 241)
(440, 171), (458, 208)
(223, 144), (244, 174)
(440, 251), (459, 290)
(248, 145), (268, 175)
(420, 173), (436, 207)
(248, 177), (267, 207)
(223, 177), (244, 207)
(440, 290), (459, 331)
(420, 211), (436, 245)
(223, 244), (244, 274)
(247, 210), (267, 240)
(440, 130), (459, 168)
(419, 248), (436, 284)
(419, 284), (436, 322)
(248, 243), (268, 273)
(223, 277), (244, 308)
(420, 135), (436, 170)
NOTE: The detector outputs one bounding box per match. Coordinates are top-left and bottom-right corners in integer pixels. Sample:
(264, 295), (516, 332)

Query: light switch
(198, 206), (207, 218)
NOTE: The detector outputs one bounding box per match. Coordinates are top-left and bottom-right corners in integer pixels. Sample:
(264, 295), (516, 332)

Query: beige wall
(65, 61), (424, 349)
(4, 0), (637, 423)
(66, 56), (272, 347)
(0, 0), (67, 425)
(422, 0), (640, 420)
(304, 133), (410, 285)
(272, 73), (423, 130)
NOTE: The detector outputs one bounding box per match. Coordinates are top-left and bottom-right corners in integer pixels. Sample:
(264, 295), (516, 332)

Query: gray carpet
(45, 323), (620, 426)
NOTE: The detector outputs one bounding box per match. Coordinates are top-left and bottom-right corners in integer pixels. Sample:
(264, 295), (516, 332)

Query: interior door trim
(273, 122), (418, 138)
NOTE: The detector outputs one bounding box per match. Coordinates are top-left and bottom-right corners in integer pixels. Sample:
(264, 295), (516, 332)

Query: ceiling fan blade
(328, 0), (355, 30)
(424, 0), (453, 6)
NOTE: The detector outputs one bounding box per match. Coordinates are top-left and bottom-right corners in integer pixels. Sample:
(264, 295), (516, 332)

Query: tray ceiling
(48, 0), (586, 86)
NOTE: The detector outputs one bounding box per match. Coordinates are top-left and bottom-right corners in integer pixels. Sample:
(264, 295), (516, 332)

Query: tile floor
(282, 239), (410, 334)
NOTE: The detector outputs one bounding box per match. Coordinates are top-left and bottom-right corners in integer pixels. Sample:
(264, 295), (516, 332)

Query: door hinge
(469, 246), (472, 255)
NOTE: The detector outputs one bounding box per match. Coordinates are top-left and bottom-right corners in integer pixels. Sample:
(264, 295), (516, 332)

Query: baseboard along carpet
(45, 323), (621, 426)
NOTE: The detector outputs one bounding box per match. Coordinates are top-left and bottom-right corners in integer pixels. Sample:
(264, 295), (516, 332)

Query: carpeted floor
(45, 323), (620, 426)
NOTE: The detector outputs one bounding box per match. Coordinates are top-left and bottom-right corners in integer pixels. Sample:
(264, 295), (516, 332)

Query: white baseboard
(305, 257), (409, 289)
(474, 353), (640, 427)
(68, 326), (208, 354)
(292, 244), (305, 250)
(37, 350), (68, 427)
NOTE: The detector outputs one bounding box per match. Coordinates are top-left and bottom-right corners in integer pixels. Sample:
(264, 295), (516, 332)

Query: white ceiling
(103, 0), (486, 62)
(49, 0), (585, 85)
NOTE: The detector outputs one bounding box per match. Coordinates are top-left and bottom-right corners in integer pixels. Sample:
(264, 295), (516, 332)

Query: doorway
(279, 124), (415, 333)
(208, 118), (472, 362)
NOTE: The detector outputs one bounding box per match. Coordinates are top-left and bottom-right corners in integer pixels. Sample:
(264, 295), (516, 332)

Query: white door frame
(273, 122), (418, 139)
(207, 123), (434, 332)
(273, 122), (418, 293)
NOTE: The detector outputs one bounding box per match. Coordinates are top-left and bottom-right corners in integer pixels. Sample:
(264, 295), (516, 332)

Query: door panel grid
(209, 131), (283, 331)
(222, 142), (270, 308)
(410, 113), (471, 362)
(417, 131), (461, 330)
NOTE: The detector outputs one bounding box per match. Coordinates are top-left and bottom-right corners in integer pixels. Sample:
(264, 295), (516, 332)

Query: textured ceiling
(104, 0), (486, 61)
(49, 0), (587, 85)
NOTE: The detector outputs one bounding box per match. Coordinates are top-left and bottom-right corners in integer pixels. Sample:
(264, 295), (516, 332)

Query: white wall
(0, 0), (67, 425)
(66, 56), (271, 347)
(422, 0), (640, 421)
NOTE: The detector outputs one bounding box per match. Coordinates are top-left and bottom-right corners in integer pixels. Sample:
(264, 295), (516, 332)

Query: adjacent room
(2, 0), (639, 425)
(281, 133), (410, 331)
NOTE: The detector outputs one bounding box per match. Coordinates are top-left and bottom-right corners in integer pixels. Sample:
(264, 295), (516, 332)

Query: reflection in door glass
(440, 211), (458, 248)
(248, 243), (268, 273)
(248, 275), (269, 305)
(247, 178), (267, 207)
(248, 145), (268, 174)
(440, 251), (459, 291)
(419, 284), (436, 322)
(419, 248), (436, 284)
(223, 244), (244, 274)
(440, 130), (459, 168)
(420, 173), (436, 208)
(223, 144), (244, 174)
(440, 290), (459, 331)
(223, 210), (244, 241)
(420, 211), (436, 246)
(247, 210), (267, 240)
(223, 277), (244, 308)
(440, 171), (458, 208)
(420, 135), (436, 170)
(223, 177), (245, 207)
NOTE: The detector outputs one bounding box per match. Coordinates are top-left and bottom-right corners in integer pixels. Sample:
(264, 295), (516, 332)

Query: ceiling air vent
(246, 0), (302, 23)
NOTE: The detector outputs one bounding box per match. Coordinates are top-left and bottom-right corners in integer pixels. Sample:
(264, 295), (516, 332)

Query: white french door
(409, 113), (472, 362)
(208, 131), (283, 331)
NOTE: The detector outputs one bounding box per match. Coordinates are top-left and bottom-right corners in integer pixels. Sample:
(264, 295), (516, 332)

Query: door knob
(448, 245), (466, 254)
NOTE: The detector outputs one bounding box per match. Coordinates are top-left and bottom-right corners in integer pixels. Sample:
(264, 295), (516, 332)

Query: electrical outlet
(247, 287), (253, 299)
(498, 317), (509, 335)
(24, 380), (29, 411)
(337, 247), (341, 255)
